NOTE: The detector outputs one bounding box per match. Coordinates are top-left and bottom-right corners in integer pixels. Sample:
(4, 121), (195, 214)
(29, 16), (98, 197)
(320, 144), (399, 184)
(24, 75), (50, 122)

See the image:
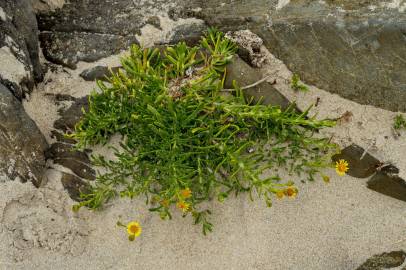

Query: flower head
(126, 221), (142, 241)
(276, 191), (285, 199)
(335, 159), (349, 176)
(180, 188), (192, 199)
(176, 201), (190, 212)
(283, 186), (298, 198)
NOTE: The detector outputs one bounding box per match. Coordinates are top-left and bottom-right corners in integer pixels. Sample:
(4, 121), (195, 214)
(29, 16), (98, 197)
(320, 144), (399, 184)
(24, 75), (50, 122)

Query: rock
(54, 96), (88, 132)
(36, 0), (205, 69)
(0, 83), (48, 186)
(356, 250), (406, 270)
(367, 172), (406, 202)
(54, 158), (96, 181)
(30, 0), (65, 12)
(178, 0), (406, 112)
(0, 0), (43, 99)
(60, 172), (91, 201)
(45, 143), (91, 164)
(332, 144), (380, 178)
(39, 31), (138, 69)
(225, 30), (266, 68)
(225, 55), (295, 111)
(80, 66), (121, 82)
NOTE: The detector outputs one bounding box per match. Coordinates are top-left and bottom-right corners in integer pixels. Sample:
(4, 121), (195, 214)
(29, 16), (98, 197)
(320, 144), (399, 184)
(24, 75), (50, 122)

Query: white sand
(2, 34), (406, 270)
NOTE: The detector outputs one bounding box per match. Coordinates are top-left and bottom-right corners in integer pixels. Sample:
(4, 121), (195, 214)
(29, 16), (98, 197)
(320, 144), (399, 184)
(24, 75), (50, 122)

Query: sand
(1, 30), (405, 270)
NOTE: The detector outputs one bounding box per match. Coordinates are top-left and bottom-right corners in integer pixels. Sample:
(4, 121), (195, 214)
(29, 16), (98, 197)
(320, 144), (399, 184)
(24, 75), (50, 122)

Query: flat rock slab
(80, 66), (121, 82)
(177, 0), (406, 112)
(60, 172), (91, 201)
(36, 0), (205, 69)
(356, 250), (406, 270)
(0, 83), (48, 186)
(367, 172), (406, 202)
(332, 144), (380, 178)
(225, 55), (295, 111)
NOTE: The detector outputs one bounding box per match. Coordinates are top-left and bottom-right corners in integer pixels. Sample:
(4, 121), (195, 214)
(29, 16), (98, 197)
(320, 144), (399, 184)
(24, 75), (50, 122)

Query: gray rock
(225, 55), (295, 111)
(0, 0), (43, 99)
(367, 172), (406, 202)
(80, 66), (121, 82)
(178, 0), (406, 112)
(45, 142), (91, 164)
(0, 83), (48, 187)
(39, 31), (138, 69)
(332, 144), (380, 178)
(54, 96), (88, 132)
(54, 158), (96, 181)
(356, 250), (406, 270)
(36, 0), (205, 68)
(60, 172), (91, 201)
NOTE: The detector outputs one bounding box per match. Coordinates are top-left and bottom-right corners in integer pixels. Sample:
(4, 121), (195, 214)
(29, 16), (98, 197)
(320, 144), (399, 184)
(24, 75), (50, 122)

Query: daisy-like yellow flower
(283, 186), (298, 198)
(180, 188), (192, 199)
(176, 201), (190, 213)
(276, 191), (285, 199)
(126, 221), (142, 241)
(335, 159), (349, 176)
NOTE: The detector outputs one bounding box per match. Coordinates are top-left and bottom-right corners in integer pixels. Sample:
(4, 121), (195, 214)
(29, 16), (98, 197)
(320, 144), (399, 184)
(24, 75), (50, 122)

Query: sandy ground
(1, 32), (405, 269)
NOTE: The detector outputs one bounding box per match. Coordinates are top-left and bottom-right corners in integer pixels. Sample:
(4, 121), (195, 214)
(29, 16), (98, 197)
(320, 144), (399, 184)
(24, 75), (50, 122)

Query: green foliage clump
(70, 29), (337, 234)
(394, 114), (406, 130)
(291, 74), (309, 92)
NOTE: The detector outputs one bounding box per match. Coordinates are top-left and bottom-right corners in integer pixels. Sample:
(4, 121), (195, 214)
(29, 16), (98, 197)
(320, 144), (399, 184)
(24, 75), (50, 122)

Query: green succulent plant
(70, 29), (337, 234)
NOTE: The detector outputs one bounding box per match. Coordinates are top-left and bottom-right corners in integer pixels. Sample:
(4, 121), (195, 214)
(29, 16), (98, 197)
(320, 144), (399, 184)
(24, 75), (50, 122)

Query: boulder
(178, 0), (406, 112)
(0, 0), (43, 99)
(0, 83), (48, 187)
(367, 172), (406, 202)
(36, 0), (205, 69)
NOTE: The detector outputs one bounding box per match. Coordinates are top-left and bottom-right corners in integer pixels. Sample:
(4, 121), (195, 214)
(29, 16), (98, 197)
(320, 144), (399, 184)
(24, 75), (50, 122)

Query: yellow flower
(322, 175), (330, 183)
(180, 188), (192, 199)
(283, 186), (298, 198)
(160, 199), (170, 208)
(276, 191), (285, 199)
(176, 201), (190, 212)
(335, 159), (349, 176)
(126, 221), (142, 241)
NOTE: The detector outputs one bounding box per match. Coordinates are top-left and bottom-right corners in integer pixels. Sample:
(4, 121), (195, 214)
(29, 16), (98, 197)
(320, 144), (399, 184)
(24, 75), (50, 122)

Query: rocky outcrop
(0, 0), (43, 99)
(36, 0), (406, 112)
(36, 0), (205, 69)
(0, 84), (48, 187)
(177, 0), (406, 112)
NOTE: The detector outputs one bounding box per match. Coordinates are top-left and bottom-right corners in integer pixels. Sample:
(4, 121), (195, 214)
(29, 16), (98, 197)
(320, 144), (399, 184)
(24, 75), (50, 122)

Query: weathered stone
(367, 172), (406, 202)
(225, 30), (266, 68)
(356, 250), (406, 270)
(332, 144), (380, 178)
(50, 130), (77, 144)
(36, 0), (205, 68)
(54, 96), (88, 132)
(177, 0), (406, 112)
(54, 158), (96, 181)
(0, 0), (43, 98)
(0, 83), (48, 186)
(39, 32), (138, 69)
(225, 55), (294, 111)
(80, 66), (121, 82)
(60, 172), (91, 201)
(45, 142), (91, 164)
